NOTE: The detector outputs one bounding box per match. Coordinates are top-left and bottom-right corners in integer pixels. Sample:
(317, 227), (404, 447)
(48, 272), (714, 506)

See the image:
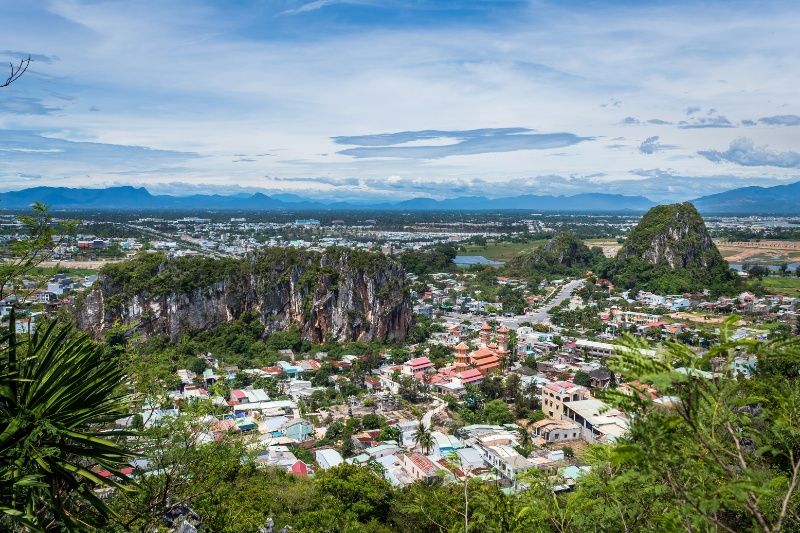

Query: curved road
(525, 279), (585, 325)
(421, 398), (446, 429)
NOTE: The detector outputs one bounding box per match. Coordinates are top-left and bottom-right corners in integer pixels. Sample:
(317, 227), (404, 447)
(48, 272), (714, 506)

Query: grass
(761, 276), (800, 296)
(29, 266), (99, 277)
(460, 240), (547, 261)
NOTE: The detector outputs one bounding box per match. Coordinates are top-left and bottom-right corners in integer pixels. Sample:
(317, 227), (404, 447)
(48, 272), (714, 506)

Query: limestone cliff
(615, 202), (723, 269)
(604, 202), (737, 294)
(506, 231), (602, 276)
(77, 248), (412, 343)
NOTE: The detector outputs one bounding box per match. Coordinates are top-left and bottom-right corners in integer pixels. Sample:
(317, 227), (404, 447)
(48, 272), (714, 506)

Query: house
(400, 453), (442, 481)
(352, 429), (382, 449)
(315, 448), (344, 470)
(541, 381), (591, 420)
(280, 419), (313, 441)
(244, 388), (270, 403)
(259, 415), (289, 436)
(431, 432), (464, 458)
(257, 446), (298, 470)
(575, 338), (656, 358)
(230, 389), (248, 404)
(530, 419), (582, 443)
(289, 460), (314, 476)
(402, 356), (435, 376)
(183, 385), (210, 401)
(454, 447), (486, 472)
(277, 360), (302, 377)
(588, 368), (612, 388)
(479, 445), (537, 487)
(285, 380), (314, 400)
(365, 441), (402, 459)
(561, 399), (629, 443)
(364, 375), (382, 392)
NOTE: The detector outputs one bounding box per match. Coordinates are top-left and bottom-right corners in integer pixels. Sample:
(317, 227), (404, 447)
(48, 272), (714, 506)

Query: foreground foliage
(0, 314), (134, 531)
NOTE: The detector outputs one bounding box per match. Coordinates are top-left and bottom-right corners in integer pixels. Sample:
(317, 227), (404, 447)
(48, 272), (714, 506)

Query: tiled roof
(408, 453), (438, 474)
(407, 357), (433, 368)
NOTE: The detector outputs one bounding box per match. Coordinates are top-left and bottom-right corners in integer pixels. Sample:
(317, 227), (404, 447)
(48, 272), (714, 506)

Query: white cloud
(0, 0), (797, 199)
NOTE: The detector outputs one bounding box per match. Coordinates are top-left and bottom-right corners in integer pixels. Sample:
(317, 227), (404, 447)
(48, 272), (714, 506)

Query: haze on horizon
(1, 0), (799, 203)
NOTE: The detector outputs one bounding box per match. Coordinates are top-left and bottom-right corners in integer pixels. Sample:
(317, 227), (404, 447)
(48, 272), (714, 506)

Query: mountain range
(0, 181), (798, 213)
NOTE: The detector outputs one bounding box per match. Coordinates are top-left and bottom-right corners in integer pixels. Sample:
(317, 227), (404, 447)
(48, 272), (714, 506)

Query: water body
(454, 255), (504, 267)
(730, 262), (800, 272)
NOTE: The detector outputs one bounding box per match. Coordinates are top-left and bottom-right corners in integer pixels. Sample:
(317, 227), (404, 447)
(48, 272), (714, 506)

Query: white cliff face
(77, 250), (412, 343)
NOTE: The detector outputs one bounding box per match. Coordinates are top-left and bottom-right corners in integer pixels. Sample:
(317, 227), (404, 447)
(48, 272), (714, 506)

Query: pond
(453, 255), (504, 267)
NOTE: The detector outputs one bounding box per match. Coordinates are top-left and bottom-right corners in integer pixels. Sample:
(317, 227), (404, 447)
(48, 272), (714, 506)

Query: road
(440, 278), (585, 329)
(526, 278), (585, 325)
(421, 398), (446, 429)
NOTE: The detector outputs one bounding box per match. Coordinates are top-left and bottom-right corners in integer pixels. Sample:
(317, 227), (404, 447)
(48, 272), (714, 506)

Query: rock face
(616, 202), (723, 269)
(507, 231), (601, 276)
(76, 249), (412, 343)
(604, 202), (736, 294)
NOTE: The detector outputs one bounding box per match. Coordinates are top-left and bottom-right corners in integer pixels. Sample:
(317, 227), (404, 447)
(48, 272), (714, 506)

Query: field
(761, 276), (800, 296)
(460, 239), (547, 261)
(715, 240), (800, 263)
(38, 260), (122, 271)
(585, 239), (622, 258)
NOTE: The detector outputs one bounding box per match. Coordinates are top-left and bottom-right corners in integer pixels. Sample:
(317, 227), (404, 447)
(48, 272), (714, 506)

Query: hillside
(506, 231), (603, 277)
(76, 248), (411, 343)
(691, 180), (800, 214)
(603, 203), (737, 294)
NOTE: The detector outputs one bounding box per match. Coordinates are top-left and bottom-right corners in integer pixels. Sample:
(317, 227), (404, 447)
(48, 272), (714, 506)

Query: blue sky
(0, 0), (799, 201)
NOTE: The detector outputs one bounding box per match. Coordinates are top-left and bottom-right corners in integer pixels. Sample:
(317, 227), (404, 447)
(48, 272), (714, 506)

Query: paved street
(525, 279), (585, 325)
(440, 278), (585, 329)
(421, 398), (445, 429)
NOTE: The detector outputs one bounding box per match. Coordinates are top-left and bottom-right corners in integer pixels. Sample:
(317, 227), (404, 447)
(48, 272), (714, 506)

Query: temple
(453, 322), (510, 375)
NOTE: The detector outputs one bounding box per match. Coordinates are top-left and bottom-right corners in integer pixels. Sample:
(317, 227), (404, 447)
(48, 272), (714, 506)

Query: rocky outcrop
(615, 203), (723, 269)
(506, 231), (602, 276)
(604, 202), (737, 294)
(76, 249), (412, 343)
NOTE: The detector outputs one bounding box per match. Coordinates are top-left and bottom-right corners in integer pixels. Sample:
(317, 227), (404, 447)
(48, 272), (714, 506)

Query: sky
(0, 0), (799, 202)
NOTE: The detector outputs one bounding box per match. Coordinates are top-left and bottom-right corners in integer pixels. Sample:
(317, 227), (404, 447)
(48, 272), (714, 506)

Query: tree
(573, 370), (591, 387)
(503, 373), (521, 402)
(377, 426), (400, 442)
(0, 314), (135, 530)
(1, 55), (29, 88)
(0, 204), (74, 302)
(362, 413), (383, 430)
(398, 375), (420, 403)
(601, 319), (800, 532)
(482, 399), (514, 425)
(415, 421), (434, 455)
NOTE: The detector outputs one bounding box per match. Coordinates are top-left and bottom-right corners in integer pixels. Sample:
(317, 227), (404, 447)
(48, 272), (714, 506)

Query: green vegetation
(761, 276), (800, 296)
(100, 246), (402, 311)
(398, 243), (458, 275)
(505, 231), (603, 279)
(602, 203), (739, 295)
(100, 252), (241, 307)
(1, 314), (134, 530)
(460, 239), (548, 261)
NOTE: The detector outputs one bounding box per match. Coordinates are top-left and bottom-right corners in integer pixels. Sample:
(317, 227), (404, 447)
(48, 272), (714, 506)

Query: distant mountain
(0, 186), (326, 211)
(0, 186), (655, 212)
(692, 181), (800, 214)
(390, 193), (654, 211)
